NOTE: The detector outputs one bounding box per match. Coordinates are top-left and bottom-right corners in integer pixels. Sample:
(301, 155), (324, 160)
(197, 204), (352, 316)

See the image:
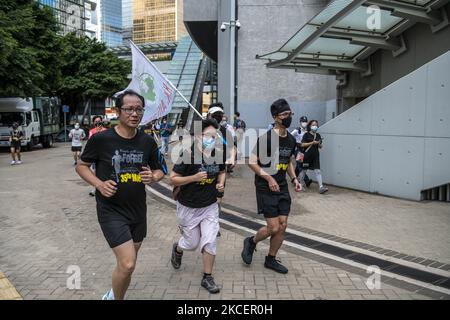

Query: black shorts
(99, 219), (147, 248)
(71, 146), (82, 152)
(10, 141), (21, 150)
(256, 191), (291, 218)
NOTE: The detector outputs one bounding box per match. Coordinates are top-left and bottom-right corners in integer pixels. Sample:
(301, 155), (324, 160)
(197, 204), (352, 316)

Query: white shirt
(69, 128), (85, 147)
(291, 127), (307, 144)
(224, 123), (236, 138)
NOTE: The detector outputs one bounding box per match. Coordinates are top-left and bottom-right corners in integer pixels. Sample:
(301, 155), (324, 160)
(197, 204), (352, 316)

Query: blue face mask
(311, 125), (318, 132)
(202, 137), (216, 150)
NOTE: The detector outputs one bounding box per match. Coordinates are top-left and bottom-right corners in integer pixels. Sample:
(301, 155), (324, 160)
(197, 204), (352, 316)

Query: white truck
(0, 97), (60, 150)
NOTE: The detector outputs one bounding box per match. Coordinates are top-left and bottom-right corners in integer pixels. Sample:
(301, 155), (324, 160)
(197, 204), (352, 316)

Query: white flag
(118, 41), (176, 125)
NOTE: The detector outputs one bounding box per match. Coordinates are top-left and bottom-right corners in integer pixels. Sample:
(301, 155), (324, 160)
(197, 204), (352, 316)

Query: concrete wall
(183, 0), (218, 21)
(342, 4), (450, 111)
(236, 0), (336, 129)
(319, 50), (450, 201)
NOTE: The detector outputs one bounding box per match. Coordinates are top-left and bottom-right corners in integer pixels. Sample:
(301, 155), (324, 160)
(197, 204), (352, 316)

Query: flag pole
(130, 41), (204, 120)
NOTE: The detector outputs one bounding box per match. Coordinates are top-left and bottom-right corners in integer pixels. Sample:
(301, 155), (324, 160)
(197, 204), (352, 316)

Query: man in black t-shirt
(241, 99), (301, 274)
(76, 90), (165, 300)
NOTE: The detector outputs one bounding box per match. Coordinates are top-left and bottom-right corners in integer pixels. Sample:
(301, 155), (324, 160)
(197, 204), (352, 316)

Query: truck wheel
(43, 135), (53, 148)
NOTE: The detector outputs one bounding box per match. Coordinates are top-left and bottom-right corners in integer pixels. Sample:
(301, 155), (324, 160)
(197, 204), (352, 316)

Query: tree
(57, 33), (130, 112)
(0, 0), (62, 97)
(0, 1), (130, 105)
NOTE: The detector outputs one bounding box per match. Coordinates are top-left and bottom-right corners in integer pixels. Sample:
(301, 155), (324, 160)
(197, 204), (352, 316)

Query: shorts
(71, 146), (82, 152)
(256, 191), (291, 218)
(10, 141), (21, 150)
(99, 218), (147, 248)
(176, 201), (219, 255)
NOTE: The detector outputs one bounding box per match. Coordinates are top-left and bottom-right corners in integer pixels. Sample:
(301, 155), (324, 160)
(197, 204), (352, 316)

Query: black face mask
(95, 122), (102, 127)
(281, 116), (292, 128)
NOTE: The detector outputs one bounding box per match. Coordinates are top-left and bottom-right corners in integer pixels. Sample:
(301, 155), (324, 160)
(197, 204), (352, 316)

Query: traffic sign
(62, 105), (70, 113)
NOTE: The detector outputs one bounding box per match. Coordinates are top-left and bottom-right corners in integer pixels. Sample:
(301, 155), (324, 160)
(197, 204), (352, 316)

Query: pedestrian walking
(69, 123), (86, 166)
(9, 122), (23, 165)
(300, 120), (328, 194)
(233, 112), (246, 160)
(291, 116), (312, 188)
(88, 116), (107, 196)
(158, 118), (173, 156)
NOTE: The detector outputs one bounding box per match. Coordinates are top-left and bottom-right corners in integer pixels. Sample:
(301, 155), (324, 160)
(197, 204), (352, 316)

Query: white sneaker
(102, 288), (114, 300)
(10, 161), (16, 165)
(16, 160), (22, 165)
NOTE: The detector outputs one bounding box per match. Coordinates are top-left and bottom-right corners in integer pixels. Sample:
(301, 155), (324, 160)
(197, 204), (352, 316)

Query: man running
(69, 123), (86, 166)
(241, 98), (301, 274)
(9, 122), (23, 165)
(76, 90), (166, 300)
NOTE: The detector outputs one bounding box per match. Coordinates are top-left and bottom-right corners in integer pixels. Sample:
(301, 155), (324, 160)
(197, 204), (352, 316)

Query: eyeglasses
(120, 107), (144, 115)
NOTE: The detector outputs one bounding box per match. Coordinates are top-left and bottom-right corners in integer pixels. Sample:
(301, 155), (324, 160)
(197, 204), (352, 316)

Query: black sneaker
(305, 179), (312, 188)
(241, 236), (257, 265)
(264, 256), (288, 274)
(201, 275), (220, 294)
(170, 243), (183, 269)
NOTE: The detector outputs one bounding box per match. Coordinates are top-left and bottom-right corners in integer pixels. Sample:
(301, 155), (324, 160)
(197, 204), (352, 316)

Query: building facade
(122, 0), (134, 43)
(97, 0), (123, 47)
(133, 0), (187, 44)
(38, 0), (87, 35)
(183, 0), (336, 128)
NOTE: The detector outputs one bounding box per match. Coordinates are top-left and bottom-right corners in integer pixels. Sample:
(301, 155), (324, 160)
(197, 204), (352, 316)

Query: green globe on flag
(138, 72), (156, 102)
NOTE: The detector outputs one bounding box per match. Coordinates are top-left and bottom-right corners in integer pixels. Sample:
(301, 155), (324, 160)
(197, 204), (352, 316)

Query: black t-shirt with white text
(81, 128), (165, 222)
(173, 151), (225, 208)
(253, 129), (296, 193)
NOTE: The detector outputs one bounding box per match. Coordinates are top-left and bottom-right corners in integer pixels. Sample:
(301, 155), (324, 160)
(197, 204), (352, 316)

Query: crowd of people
(70, 90), (330, 299)
(7, 89), (328, 299)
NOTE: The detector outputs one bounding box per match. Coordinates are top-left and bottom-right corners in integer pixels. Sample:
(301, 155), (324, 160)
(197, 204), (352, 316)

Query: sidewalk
(216, 164), (450, 265)
(0, 145), (447, 299)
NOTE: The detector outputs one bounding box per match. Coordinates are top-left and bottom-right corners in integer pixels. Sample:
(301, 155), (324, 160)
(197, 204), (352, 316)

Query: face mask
(311, 125), (318, 132)
(75, 125), (80, 130)
(221, 120), (227, 126)
(202, 137), (216, 150)
(301, 122), (307, 128)
(281, 116), (292, 129)
(95, 122), (102, 127)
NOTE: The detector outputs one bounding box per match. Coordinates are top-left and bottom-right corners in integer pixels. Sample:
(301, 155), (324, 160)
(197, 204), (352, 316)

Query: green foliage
(0, 0), (61, 97)
(58, 33), (130, 105)
(0, 0), (130, 104)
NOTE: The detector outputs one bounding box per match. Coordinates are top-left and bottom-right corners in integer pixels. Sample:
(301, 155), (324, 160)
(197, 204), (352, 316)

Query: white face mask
(300, 122), (307, 128)
(75, 125), (80, 130)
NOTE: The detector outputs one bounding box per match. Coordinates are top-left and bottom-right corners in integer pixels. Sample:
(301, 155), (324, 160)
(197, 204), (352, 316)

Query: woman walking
(300, 120), (328, 194)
